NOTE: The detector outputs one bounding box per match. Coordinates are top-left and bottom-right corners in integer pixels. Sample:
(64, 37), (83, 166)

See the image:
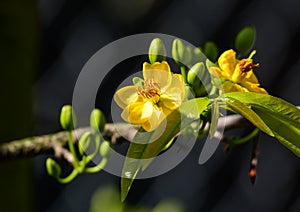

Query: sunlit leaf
(222, 96), (273, 136)
(224, 92), (300, 123)
(253, 106), (300, 157)
(224, 92), (300, 157)
(121, 97), (210, 201)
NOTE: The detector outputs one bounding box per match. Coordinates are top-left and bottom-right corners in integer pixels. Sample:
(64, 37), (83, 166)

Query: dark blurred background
(1, 0), (300, 211)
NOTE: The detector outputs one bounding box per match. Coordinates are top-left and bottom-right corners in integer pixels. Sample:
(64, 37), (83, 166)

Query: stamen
(145, 79), (160, 90)
(239, 59), (259, 73)
(138, 88), (160, 102)
(248, 50), (256, 59)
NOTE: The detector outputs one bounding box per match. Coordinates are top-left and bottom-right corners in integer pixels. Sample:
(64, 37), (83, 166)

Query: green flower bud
(187, 62), (205, 85)
(46, 158), (61, 179)
(194, 47), (202, 56)
(60, 105), (75, 131)
(234, 25), (255, 56)
(193, 47), (206, 62)
(100, 140), (111, 157)
(203, 41), (218, 62)
(90, 109), (106, 133)
(148, 38), (167, 64)
(172, 38), (185, 64)
(185, 46), (192, 65)
(78, 131), (93, 156)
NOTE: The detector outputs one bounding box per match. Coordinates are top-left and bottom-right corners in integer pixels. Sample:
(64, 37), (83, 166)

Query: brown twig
(0, 115), (251, 162)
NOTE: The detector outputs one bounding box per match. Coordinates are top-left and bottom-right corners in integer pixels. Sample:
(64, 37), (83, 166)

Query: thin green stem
(84, 158), (108, 173)
(209, 85), (218, 97)
(57, 169), (79, 184)
(180, 66), (187, 83)
(67, 131), (79, 168)
(228, 128), (260, 146)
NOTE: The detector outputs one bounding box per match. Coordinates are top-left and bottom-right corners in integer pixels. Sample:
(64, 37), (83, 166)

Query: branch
(0, 115), (249, 162)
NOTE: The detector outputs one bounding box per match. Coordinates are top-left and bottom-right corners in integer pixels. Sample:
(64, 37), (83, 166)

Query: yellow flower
(209, 49), (267, 94)
(114, 61), (185, 132)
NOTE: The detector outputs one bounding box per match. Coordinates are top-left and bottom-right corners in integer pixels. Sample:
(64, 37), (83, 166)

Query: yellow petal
(218, 49), (237, 76)
(170, 74), (185, 93)
(114, 86), (139, 109)
(163, 73), (185, 101)
(232, 65), (259, 84)
(242, 82), (268, 94)
(244, 70), (259, 84)
(231, 66), (243, 83)
(121, 99), (153, 124)
(142, 110), (160, 132)
(209, 67), (226, 78)
(160, 93), (181, 110)
(142, 106), (167, 132)
(143, 61), (172, 89)
(222, 81), (245, 93)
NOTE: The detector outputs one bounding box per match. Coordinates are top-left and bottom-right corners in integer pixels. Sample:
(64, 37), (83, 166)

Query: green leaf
(253, 106), (300, 157)
(120, 128), (150, 202)
(234, 26), (256, 56)
(203, 41), (218, 62)
(224, 92), (300, 157)
(121, 97), (210, 201)
(222, 96), (273, 136)
(140, 97), (210, 169)
(224, 92), (300, 123)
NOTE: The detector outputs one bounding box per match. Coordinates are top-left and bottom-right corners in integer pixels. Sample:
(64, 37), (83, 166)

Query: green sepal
(132, 77), (144, 86)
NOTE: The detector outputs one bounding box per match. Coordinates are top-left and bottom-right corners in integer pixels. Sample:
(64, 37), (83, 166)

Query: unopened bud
(60, 105), (75, 131)
(46, 158), (61, 179)
(90, 109), (106, 133)
(172, 38), (185, 65)
(100, 140), (112, 157)
(148, 38), (167, 64)
(187, 62), (205, 85)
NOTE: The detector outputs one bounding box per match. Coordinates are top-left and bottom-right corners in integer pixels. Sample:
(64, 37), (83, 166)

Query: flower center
(138, 88), (160, 103)
(238, 59), (259, 73)
(138, 79), (161, 103)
